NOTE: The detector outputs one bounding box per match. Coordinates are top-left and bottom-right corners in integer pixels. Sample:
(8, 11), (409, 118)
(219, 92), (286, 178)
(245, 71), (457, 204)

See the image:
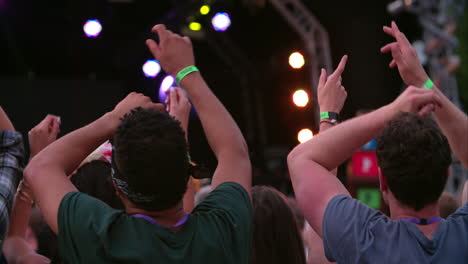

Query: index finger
(330, 55), (348, 78)
(38, 114), (58, 128)
(391, 21), (412, 52)
(151, 24), (170, 42)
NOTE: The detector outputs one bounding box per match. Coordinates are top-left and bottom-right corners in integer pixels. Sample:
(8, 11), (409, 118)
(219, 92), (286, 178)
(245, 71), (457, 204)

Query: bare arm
(168, 87), (195, 212)
(317, 56), (349, 175)
(288, 87), (442, 236)
(4, 115), (59, 264)
(24, 93), (161, 233)
(146, 25), (251, 196)
(381, 21), (468, 167)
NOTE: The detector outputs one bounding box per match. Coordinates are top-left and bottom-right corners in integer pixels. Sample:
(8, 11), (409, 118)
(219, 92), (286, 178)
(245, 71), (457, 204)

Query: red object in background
(352, 152), (379, 178)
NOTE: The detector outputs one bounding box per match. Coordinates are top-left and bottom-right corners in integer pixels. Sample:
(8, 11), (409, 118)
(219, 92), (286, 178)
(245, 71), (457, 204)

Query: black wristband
(320, 111), (339, 120)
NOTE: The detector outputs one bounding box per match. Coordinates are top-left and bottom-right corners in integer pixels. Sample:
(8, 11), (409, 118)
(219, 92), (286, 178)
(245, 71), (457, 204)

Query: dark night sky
(0, 0), (419, 169)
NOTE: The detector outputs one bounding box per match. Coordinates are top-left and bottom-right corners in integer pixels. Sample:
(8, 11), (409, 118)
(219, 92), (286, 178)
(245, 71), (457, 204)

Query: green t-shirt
(58, 182), (252, 263)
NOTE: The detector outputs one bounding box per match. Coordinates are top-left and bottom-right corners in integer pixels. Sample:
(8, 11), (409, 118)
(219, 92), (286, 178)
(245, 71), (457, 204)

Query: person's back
(323, 195), (468, 263)
(25, 24), (252, 264)
(321, 113), (467, 263)
(59, 182), (250, 263)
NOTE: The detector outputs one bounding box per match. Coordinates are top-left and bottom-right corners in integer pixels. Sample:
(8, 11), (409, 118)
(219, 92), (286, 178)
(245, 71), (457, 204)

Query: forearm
(432, 87), (468, 167)
(7, 198), (32, 238)
(0, 107), (15, 132)
(319, 122), (338, 175)
(291, 105), (394, 170)
(181, 72), (248, 158)
(29, 112), (120, 176)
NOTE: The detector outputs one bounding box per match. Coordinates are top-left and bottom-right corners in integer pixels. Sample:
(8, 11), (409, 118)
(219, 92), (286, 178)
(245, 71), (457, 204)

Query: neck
(389, 200), (440, 221)
(125, 202), (186, 227)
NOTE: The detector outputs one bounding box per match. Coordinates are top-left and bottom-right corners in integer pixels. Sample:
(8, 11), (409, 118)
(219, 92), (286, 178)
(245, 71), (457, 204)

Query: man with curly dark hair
(25, 24), (252, 263)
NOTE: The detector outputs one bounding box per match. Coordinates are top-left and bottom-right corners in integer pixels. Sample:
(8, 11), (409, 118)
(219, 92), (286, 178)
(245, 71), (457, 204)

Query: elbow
(23, 157), (48, 184)
(287, 147), (304, 180)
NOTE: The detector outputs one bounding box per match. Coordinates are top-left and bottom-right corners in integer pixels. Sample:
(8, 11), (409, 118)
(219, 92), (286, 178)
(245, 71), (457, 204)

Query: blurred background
(1, 0), (466, 209)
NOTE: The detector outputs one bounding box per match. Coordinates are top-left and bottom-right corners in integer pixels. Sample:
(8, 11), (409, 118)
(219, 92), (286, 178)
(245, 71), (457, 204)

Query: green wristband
(320, 111), (339, 120)
(422, 78), (434, 90)
(176, 66), (199, 86)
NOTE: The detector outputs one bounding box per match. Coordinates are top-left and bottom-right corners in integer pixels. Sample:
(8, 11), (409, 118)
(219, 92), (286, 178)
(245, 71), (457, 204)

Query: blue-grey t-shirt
(323, 195), (468, 264)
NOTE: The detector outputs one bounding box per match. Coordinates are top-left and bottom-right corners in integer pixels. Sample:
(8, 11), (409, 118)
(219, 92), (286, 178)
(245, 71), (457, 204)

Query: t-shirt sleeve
(448, 202), (468, 218)
(193, 181), (252, 219)
(322, 194), (385, 263)
(58, 192), (121, 261)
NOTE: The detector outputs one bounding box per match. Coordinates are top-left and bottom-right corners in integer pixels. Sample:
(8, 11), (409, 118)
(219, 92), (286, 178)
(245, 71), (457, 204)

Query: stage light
(159, 75), (175, 102)
(142, 60), (161, 78)
(298, 129), (314, 143)
(292, 89), (309, 107)
(83, 19), (102, 38)
(200, 5), (210, 15)
(189, 22), (202, 31)
(289, 52), (305, 69)
(212, 12), (231, 32)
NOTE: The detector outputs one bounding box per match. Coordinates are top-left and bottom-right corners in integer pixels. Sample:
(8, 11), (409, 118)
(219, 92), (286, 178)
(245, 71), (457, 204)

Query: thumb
(169, 87), (178, 113)
(318, 68), (327, 89)
(418, 104), (435, 116)
(146, 39), (161, 59)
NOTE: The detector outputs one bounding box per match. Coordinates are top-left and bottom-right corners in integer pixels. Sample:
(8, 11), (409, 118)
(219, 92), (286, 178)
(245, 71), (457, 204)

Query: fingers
(391, 21), (412, 52)
(331, 55), (348, 78)
(183, 36), (191, 45)
(152, 103), (165, 112)
(151, 24), (170, 42)
(390, 44), (404, 64)
(169, 87), (178, 112)
(50, 117), (61, 138)
(418, 104), (435, 116)
(389, 60), (397, 68)
(318, 68), (327, 89)
(380, 42), (398, 53)
(146, 39), (160, 59)
(383, 26), (395, 37)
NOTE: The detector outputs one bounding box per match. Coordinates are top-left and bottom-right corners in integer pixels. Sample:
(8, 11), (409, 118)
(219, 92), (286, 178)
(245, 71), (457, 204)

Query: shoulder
(193, 182), (252, 224)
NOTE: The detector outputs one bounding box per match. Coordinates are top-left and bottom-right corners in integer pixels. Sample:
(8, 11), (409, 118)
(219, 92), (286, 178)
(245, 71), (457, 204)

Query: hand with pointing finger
(146, 24), (195, 76)
(317, 55), (348, 114)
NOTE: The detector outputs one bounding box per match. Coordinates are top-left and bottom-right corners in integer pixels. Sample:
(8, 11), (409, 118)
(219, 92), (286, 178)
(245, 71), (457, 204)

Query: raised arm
(24, 93), (162, 233)
(0, 107), (25, 251)
(167, 87), (195, 212)
(287, 87), (442, 236)
(381, 21), (468, 167)
(146, 25), (251, 196)
(3, 115), (60, 263)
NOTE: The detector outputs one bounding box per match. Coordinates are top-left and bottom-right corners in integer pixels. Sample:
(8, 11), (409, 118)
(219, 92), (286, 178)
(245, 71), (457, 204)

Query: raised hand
(28, 115), (61, 159)
(317, 55), (348, 113)
(146, 24), (195, 76)
(111, 92), (164, 120)
(381, 21), (429, 87)
(167, 87), (191, 134)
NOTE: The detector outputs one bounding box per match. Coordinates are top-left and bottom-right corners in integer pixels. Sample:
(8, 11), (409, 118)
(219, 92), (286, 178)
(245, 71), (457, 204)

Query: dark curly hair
(376, 112), (451, 211)
(251, 186), (306, 264)
(113, 107), (189, 211)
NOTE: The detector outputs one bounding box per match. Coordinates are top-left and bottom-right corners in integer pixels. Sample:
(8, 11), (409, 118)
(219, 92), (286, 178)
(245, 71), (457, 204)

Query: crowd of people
(0, 21), (467, 263)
